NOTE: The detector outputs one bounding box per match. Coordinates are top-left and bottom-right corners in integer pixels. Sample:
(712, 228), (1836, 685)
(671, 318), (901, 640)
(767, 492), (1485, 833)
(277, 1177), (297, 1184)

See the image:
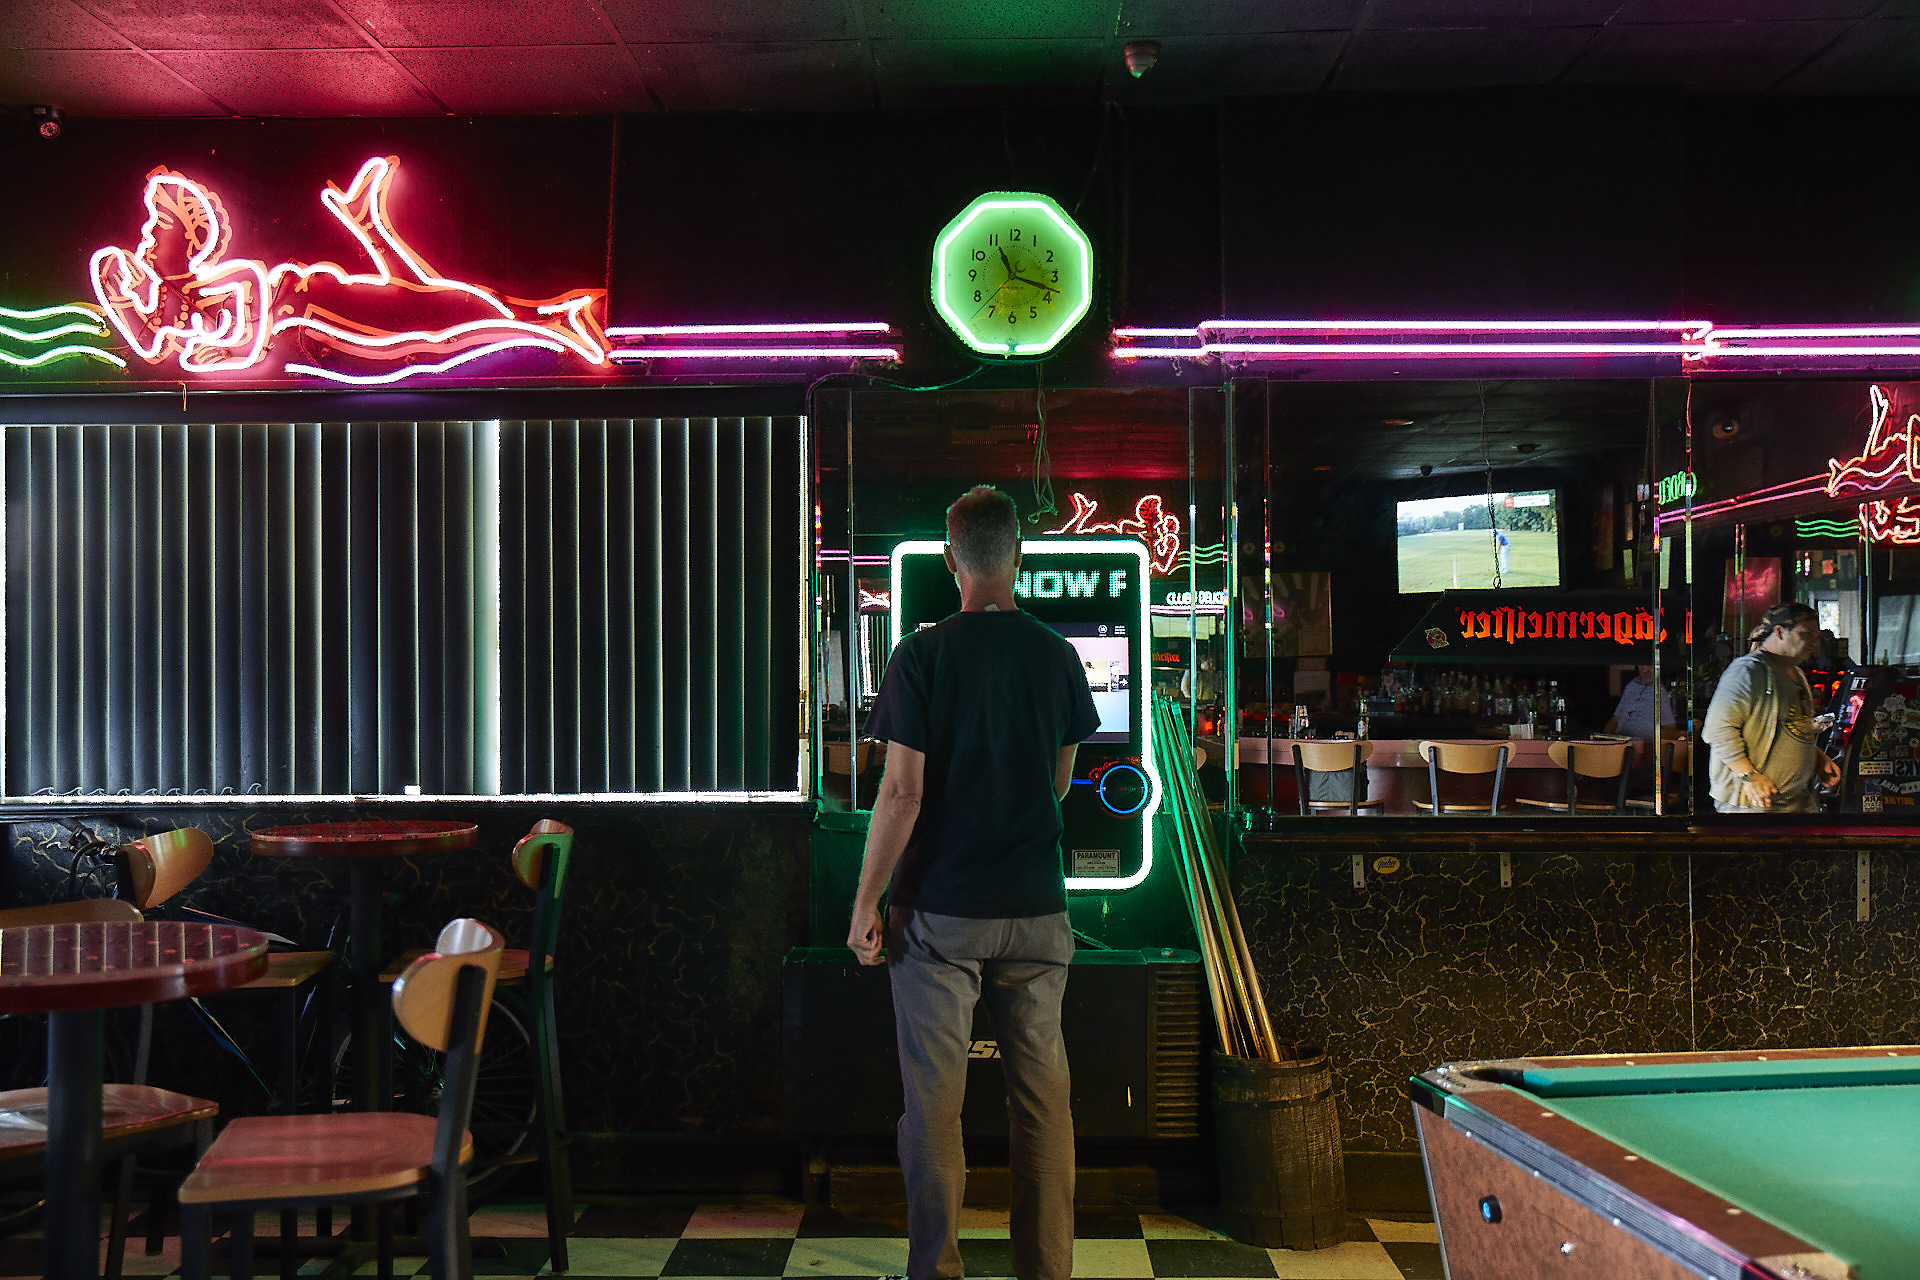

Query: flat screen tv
(1396, 489), (1561, 593)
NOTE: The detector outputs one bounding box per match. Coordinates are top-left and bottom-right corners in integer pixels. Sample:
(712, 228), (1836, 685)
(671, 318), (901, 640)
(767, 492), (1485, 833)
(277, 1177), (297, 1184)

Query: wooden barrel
(1211, 1050), (1348, 1250)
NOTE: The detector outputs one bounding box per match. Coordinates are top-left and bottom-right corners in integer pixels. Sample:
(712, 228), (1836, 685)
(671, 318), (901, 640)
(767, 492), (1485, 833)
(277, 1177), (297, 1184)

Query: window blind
(498, 417), (804, 794)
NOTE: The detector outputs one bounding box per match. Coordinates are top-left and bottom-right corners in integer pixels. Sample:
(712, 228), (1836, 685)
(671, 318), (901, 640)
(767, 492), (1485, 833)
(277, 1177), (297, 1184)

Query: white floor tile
(1071, 1237), (1153, 1277)
(1139, 1213), (1230, 1240)
(542, 1237), (679, 1276)
(784, 1236), (911, 1275)
(1363, 1219), (1436, 1243)
(1266, 1240), (1402, 1279)
(686, 1209), (805, 1238)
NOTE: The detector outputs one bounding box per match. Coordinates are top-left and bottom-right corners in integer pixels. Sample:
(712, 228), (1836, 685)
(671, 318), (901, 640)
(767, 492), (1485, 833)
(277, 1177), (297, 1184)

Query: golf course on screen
(1397, 491), (1560, 593)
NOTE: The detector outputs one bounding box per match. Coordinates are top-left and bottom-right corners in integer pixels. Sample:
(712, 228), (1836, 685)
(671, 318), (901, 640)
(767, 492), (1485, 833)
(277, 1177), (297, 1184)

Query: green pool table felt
(1491, 1066), (1920, 1278)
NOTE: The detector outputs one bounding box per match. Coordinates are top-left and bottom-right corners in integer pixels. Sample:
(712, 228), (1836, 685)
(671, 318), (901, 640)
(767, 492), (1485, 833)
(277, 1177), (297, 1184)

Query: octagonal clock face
(931, 192), (1092, 357)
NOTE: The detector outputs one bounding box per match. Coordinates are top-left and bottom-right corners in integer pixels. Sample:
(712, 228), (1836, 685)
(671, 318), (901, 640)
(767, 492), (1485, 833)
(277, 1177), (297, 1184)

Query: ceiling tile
(1117, 0), (1364, 37)
(1330, 26), (1595, 90)
(869, 37), (1106, 99)
(395, 45), (653, 112)
(635, 40), (871, 110)
(328, 0), (614, 47)
(1119, 32), (1349, 99)
(603, 0), (856, 43)
(1367, 0), (1619, 29)
(863, 0), (1112, 41)
(1610, 0), (1878, 20)
(0, 48), (227, 114)
(1565, 20), (1850, 90)
(1777, 16), (1920, 89)
(0, 0), (127, 48)
(71, 0), (370, 50)
(151, 49), (441, 114)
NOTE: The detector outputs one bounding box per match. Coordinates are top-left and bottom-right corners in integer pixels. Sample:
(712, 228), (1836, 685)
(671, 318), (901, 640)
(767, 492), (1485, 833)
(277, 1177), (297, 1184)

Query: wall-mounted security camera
(31, 106), (62, 140)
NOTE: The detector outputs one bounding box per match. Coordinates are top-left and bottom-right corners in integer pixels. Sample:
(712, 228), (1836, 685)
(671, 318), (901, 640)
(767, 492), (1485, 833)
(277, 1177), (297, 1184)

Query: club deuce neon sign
(1458, 605), (1666, 646)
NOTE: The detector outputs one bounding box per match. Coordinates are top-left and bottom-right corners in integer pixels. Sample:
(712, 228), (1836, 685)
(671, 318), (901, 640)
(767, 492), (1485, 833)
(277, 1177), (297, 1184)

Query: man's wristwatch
(1738, 769), (1758, 784)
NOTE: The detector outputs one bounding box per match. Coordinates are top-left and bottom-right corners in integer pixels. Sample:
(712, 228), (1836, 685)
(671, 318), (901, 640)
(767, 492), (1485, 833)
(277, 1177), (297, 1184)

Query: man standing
(849, 486), (1099, 1280)
(1703, 602), (1841, 813)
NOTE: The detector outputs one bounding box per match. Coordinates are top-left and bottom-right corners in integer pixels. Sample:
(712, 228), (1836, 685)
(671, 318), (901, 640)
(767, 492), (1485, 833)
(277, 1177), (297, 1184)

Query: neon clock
(931, 192), (1092, 357)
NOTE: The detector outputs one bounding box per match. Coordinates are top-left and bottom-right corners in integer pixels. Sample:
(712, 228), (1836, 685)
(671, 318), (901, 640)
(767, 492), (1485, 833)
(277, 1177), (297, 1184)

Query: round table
(251, 821), (478, 1113)
(0, 920), (267, 1280)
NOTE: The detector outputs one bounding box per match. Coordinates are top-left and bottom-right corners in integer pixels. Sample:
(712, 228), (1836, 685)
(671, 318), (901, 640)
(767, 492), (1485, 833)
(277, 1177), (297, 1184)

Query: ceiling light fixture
(1123, 41), (1159, 78)
(1383, 418), (1413, 426)
(31, 106), (62, 140)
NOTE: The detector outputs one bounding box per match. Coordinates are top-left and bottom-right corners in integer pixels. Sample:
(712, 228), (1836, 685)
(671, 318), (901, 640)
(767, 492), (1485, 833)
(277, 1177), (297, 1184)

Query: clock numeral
(1029, 306), (1038, 319)
(1032, 232), (1040, 247)
(1044, 291), (1055, 304)
(987, 304), (996, 317)
(988, 233), (998, 246)
(972, 249), (987, 261)
(1010, 228), (1022, 242)
(1051, 270), (1059, 283)
(1008, 312), (1018, 325)
(973, 290), (982, 303)
(967, 269), (977, 281)
(1045, 249), (1054, 264)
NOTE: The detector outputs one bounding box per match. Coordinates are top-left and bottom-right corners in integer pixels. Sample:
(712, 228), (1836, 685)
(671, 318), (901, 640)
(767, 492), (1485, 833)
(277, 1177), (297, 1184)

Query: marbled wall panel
(1, 804), (810, 1136)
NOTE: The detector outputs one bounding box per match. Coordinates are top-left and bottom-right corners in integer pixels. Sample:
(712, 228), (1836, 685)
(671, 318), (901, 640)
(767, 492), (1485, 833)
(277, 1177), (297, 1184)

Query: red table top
(251, 818), (479, 860)
(0, 921), (268, 1014)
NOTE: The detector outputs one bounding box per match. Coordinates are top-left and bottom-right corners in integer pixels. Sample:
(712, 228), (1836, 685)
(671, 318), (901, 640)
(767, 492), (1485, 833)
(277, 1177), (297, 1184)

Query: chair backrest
(392, 918), (504, 1054)
(1293, 740), (1374, 772)
(119, 827), (213, 911)
(512, 820), (573, 978)
(391, 918), (503, 1203)
(1420, 741), (1509, 774)
(0, 898), (141, 928)
(1548, 740), (1632, 778)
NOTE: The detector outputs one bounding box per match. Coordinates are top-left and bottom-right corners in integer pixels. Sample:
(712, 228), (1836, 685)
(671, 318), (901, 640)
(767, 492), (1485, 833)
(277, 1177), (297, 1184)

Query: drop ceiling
(4, 0), (1920, 119)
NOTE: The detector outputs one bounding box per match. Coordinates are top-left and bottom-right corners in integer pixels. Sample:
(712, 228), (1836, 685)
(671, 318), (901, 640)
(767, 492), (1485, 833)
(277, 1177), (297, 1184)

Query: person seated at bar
(1702, 602), (1840, 813)
(1603, 664), (1675, 744)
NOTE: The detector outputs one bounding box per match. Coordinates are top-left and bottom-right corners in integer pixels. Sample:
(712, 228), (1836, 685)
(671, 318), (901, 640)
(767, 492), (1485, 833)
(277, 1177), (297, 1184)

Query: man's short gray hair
(946, 486), (1020, 576)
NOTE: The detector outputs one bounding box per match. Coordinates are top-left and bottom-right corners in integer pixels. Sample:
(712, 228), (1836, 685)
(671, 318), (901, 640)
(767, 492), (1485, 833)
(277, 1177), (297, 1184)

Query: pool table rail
(1407, 1048), (1920, 1280)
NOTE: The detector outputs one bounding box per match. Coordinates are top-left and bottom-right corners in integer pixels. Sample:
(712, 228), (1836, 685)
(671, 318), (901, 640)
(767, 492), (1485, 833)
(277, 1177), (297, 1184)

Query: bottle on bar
(1549, 681), (1566, 737)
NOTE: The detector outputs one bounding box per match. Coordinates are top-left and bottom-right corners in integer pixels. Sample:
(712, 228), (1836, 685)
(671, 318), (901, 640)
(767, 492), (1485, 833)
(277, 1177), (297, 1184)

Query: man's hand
(1740, 771), (1779, 809)
(848, 905), (886, 966)
(1818, 752), (1843, 789)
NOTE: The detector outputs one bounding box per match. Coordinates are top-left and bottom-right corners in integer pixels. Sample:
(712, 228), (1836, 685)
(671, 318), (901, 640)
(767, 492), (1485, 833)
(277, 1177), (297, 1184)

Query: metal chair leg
(535, 982), (572, 1271)
(230, 1207), (255, 1280)
(180, 1203), (209, 1280)
(279, 1208), (298, 1280)
(377, 1201), (395, 1280)
(146, 1180), (168, 1255)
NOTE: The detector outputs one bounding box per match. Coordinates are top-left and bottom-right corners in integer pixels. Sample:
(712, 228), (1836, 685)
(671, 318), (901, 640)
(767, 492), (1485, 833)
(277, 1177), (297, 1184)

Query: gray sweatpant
(888, 909), (1075, 1280)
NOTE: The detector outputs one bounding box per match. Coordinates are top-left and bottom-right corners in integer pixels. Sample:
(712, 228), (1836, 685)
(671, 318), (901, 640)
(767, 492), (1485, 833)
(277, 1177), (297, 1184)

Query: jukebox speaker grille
(1149, 961), (1203, 1139)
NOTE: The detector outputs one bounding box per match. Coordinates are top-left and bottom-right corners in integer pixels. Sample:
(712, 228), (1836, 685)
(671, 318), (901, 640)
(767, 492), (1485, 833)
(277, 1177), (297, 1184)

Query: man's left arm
(847, 741), (926, 966)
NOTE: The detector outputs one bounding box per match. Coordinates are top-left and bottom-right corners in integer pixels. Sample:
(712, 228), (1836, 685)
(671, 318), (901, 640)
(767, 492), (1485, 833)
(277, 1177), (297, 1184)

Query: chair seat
(1304, 798), (1384, 811)
(179, 1112), (472, 1205)
(234, 950), (332, 990)
(1514, 796), (1626, 813)
(382, 947), (549, 985)
(0, 1085), (216, 1156)
(1411, 799), (1496, 813)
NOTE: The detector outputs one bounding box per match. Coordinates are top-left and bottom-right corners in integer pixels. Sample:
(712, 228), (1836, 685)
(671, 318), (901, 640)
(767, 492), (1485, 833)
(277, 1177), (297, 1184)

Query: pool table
(1409, 1046), (1920, 1280)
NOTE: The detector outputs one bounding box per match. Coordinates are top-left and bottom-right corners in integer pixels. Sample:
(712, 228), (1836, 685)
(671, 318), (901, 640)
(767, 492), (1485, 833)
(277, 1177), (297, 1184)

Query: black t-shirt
(866, 609), (1101, 918)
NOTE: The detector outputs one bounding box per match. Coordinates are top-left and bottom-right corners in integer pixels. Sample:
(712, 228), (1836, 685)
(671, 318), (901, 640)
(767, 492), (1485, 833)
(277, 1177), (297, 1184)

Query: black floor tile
(957, 1237), (1015, 1276)
(574, 1204), (699, 1237)
(1342, 1215), (1378, 1243)
(1144, 1239), (1279, 1277)
(1074, 1209), (1144, 1238)
(663, 1236), (797, 1276)
(472, 1238), (568, 1275)
(1382, 1240), (1445, 1280)
(800, 1207), (912, 1237)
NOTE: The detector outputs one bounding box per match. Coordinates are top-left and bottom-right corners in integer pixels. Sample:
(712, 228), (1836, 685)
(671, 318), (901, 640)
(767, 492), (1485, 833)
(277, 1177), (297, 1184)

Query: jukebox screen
(889, 538), (1161, 890)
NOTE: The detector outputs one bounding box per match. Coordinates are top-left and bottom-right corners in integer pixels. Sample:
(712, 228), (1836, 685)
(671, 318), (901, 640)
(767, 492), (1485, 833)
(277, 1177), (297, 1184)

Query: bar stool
(1412, 740), (1510, 816)
(0, 899), (219, 1280)
(382, 819), (574, 1269)
(1516, 740), (1634, 814)
(1629, 737), (1693, 811)
(1291, 741), (1382, 816)
(179, 919), (503, 1280)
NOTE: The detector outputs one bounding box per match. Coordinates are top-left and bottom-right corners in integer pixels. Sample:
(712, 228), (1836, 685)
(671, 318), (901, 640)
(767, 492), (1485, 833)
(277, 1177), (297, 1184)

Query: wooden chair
(0, 898), (218, 1280)
(1413, 740), (1510, 816)
(1291, 741), (1382, 816)
(380, 820), (574, 1269)
(1516, 741), (1634, 814)
(180, 918), (504, 1280)
(119, 828), (334, 1114)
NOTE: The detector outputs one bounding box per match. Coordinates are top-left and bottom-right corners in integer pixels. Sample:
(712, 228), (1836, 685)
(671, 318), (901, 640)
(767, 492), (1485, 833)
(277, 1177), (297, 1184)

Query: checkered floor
(1, 1197), (1442, 1279)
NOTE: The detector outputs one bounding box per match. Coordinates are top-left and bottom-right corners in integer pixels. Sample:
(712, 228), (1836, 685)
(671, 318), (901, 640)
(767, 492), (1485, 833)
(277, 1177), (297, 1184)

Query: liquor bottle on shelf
(1549, 681), (1567, 737)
